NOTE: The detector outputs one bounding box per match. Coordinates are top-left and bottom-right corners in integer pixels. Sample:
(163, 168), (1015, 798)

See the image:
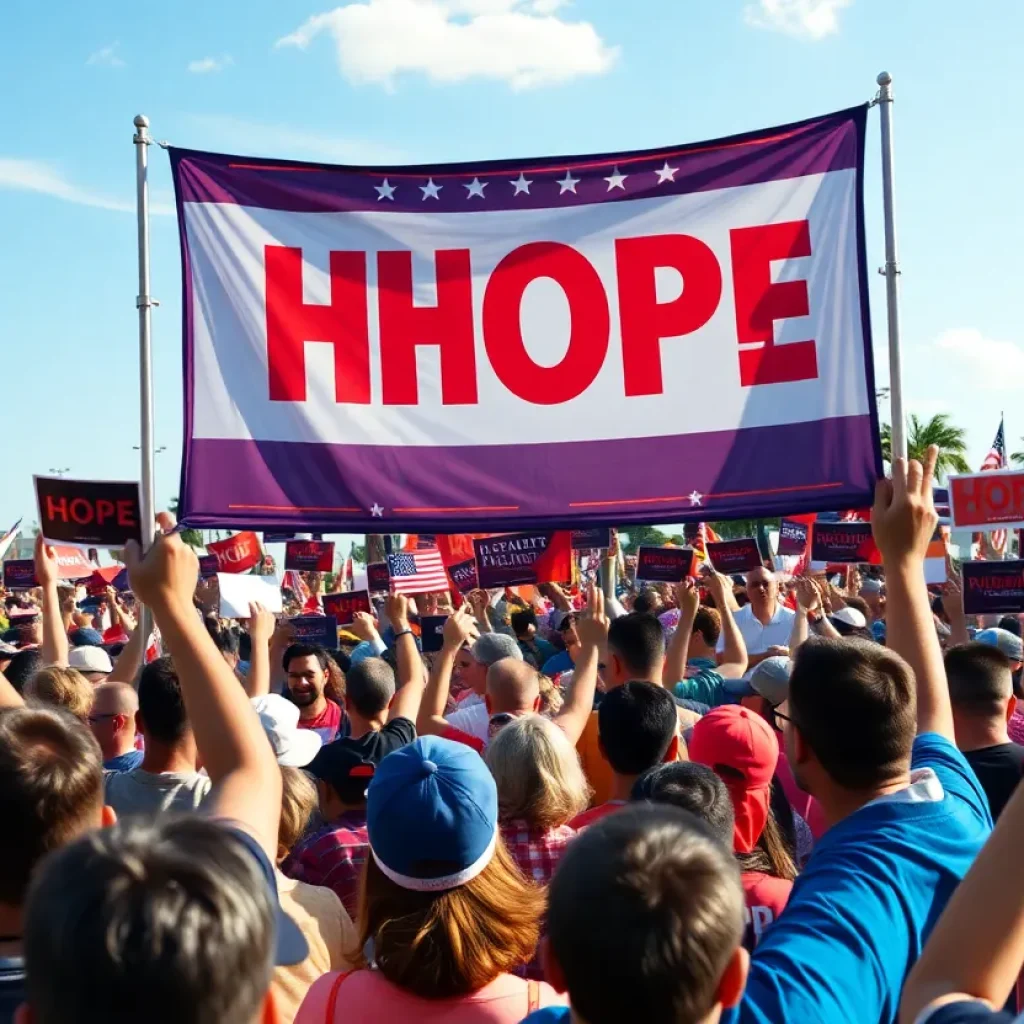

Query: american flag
(387, 548), (449, 595)
(980, 418), (1008, 555)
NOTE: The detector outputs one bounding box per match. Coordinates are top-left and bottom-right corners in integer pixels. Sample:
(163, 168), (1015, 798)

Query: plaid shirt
(500, 820), (577, 885)
(281, 810), (368, 918)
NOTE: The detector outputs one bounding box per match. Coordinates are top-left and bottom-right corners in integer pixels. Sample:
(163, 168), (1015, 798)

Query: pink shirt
(296, 970), (566, 1024)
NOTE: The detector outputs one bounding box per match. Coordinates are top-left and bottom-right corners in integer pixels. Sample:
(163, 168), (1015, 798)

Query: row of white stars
(373, 162), (681, 202)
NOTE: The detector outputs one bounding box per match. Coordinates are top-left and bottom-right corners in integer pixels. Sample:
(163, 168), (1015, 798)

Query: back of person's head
(25, 666), (95, 720)
(945, 642), (1014, 719)
(0, 705), (104, 906)
(485, 714), (591, 829)
(485, 657), (541, 714)
(278, 765), (317, 863)
(631, 762), (735, 848)
(138, 656), (190, 745)
(509, 608), (536, 638)
(23, 817), (276, 1024)
(692, 607), (722, 648)
(607, 613), (665, 680)
(344, 656), (396, 719)
(788, 636), (915, 790)
(210, 622), (240, 662)
(545, 804), (746, 1024)
(999, 615), (1023, 638)
(598, 682), (679, 776)
(5, 648), (43, 693)
(632, 590), (660, 615)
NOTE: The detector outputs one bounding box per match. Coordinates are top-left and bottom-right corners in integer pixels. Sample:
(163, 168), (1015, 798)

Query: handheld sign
(35, 476), (142, 549)
(810, 523), (878, 565)
(366, 562), (391, 593)
(473, 531), (572, 589)
(636, 547), (696, 583)
(217, 573), (283, 619)
(2, 560), (38, 590)
(198, 554), (220, 578)
(263, 532), (298, 543)
(285, 539), (335, 572)
(323, 591), (372, 627)
(571, 528), (611, 550)
(289, 615), (339, 648)
(949, 470), (1024, 532)
(448, 558), (480, 594)
(707, 539), (763, 575)
(962, 561), (1024, 615)
(207, 531), (263, 574)
(420, 615), (449, 653)
(777, 519), (810, 557)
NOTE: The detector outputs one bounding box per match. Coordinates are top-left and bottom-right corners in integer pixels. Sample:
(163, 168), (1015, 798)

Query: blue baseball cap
(976, 627), (1024, 664)
(367, 736), (498, 892)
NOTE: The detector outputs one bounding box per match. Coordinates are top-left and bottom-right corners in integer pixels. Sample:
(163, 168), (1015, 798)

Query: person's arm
(416, 605), (479, 737)
(106, 623), (145, 686)
(900, 766), (1024, 1022)
(552, 583), (607, 744)
(872, 446), (954, 741)
(35, 535), (68, 667)
(0, 666), (24, 708)
(125, 513), (281, 859)
(942, 573), (971, 648)
(664, 579), (699, 686)
(385, 593), (426, 724)
(706, 572), (748, 679)
(241, 603), (276, 698)
(540, 582), (572, 613)
(467, 590), (493, 633)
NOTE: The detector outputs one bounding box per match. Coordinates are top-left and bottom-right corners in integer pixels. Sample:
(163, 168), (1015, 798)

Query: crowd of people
(2, 448), (1024, 1023)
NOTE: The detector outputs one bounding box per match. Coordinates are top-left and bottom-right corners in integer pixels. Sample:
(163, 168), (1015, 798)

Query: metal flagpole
(134, 114), (158, 654)
(875, 72), (907, 463)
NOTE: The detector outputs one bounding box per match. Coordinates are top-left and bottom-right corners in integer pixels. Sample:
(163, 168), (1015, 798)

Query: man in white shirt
(717, 567), (795, 677)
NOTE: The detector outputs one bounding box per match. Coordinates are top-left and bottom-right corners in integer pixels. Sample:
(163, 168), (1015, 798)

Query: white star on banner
(688, 491), (703, 507)
(374, 178), (396, 201)
(510, 172), (533, 195)
(465, 177), (487, 199)
(370, 503), (384, 517)
(604, 167), (627, 191)
(420, 178), (442, 200)
(655, 162), (679, 184)
(557, 170), (580, 194)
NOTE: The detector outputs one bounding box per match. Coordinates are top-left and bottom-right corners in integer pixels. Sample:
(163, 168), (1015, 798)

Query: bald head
(92, 682), (139, 717)
(486, 658), (541, 714)
(745, 566), (778, 618)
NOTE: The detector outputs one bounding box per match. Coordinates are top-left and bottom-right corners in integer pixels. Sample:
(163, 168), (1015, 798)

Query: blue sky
(2, 0), (1023, 548)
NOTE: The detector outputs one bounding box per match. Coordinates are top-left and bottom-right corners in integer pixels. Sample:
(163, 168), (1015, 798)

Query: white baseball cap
(69, 646), (114, 676)
(251, 694), (323, 767)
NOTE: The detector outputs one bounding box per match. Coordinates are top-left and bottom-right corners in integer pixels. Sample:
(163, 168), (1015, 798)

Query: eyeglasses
(770, 708), (795, 732)
(87, 713), (118, 724)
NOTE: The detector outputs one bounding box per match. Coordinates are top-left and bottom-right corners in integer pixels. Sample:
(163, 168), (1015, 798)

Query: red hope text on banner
(950, 470), (1024, 531)
(207, 531), (262, 574)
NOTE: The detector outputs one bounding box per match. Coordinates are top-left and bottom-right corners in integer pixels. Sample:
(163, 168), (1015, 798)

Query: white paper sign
(217, 573), (283, 619)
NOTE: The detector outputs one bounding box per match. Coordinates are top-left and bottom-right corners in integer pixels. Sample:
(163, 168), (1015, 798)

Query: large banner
(171, 107), (879, 531)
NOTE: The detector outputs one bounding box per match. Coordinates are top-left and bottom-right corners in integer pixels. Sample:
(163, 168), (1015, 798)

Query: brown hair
(278, 766), (317, 862)
(26, 666), (95, 720)
(354, 839), (544, 998)
(692, 608), (722, 648)
(0, 705), (105, 904)
(737, 809), (797, 881)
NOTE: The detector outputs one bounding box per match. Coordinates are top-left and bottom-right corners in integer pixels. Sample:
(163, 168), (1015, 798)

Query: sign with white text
(172, 107), (879, 533)
(962, 560), (1024, 615)
(636, 546), (696, 583)
(284, 539), (335, 572)
(949, 470), (1024, 532)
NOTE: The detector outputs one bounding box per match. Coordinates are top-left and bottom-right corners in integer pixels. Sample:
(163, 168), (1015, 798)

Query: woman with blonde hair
(25, 665), (94, 720)
(485, 714), (590, 885)
(296, 736), (565, 1023)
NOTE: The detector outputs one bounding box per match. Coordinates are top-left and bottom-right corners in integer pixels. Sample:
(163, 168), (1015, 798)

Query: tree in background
(619, 525), (669, 553)
(1012, 439), (1024, 467)
(880, 414), (970, 478)
(168, 497), (205, 549)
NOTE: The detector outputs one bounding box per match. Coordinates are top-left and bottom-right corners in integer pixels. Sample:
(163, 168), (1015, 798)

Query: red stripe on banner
(227, 504), (362, 512)
(570, 481), (846, 508)
(392, 505), (520, 513)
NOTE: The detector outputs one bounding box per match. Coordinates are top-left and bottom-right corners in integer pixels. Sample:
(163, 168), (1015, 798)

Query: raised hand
(675, 577), (700, 620)
(442, 603), (480, 651)
(247, 602), (276, 646)
(350, 610), (379, 642)
(34, 534), (59, 589)
(124, 512), (198, 614)
(385, 592), (412, 632)
(577, 582), (609, 649)
(872, 445), (940, 566)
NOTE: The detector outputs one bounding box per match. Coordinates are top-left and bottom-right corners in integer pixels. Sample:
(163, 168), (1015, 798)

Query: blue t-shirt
(541, 650), (573, 677)
(725, 733), (992, 1024)
(917, 1002), (1019, 1024)
(522, 1010), (569, 1023)
(104, 749), (144, 773)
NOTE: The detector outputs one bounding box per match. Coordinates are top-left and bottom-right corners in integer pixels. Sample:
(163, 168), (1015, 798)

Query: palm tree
(1011, 439), (1024, 467)
(168, 497), (205, 549)
(880, 414), (971, 479)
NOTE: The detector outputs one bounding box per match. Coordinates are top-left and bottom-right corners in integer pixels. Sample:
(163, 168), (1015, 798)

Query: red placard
(207, 531), (262, 574)
(323, 591), (372, 626)
(706, 538), (763, 574)
(950, 470), (1024, 531)
(636, 546), (696, 583)
(284, 540), (335, 572)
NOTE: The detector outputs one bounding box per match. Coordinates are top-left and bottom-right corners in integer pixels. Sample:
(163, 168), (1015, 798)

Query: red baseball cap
(689, 705), (779, 854)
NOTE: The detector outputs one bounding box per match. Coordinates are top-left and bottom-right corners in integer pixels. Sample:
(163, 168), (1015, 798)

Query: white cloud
(187, 54), (234, 73)
(743, 0), (852, 39)
(187, 115), (408, 164)
(87, 42), (125, 67)
(0, 159), (173, 216)
(276, 0), (618, 90)
(931, 327), (1024, 391)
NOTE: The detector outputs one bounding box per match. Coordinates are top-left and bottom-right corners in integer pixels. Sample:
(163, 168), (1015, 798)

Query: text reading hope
(265, 221), (818, 406)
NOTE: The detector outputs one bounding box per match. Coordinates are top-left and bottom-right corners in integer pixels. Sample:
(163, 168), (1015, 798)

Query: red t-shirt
(741, 871), (792, 950)
(299, 699), (342, 743)
(569, 800), (627, 831)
